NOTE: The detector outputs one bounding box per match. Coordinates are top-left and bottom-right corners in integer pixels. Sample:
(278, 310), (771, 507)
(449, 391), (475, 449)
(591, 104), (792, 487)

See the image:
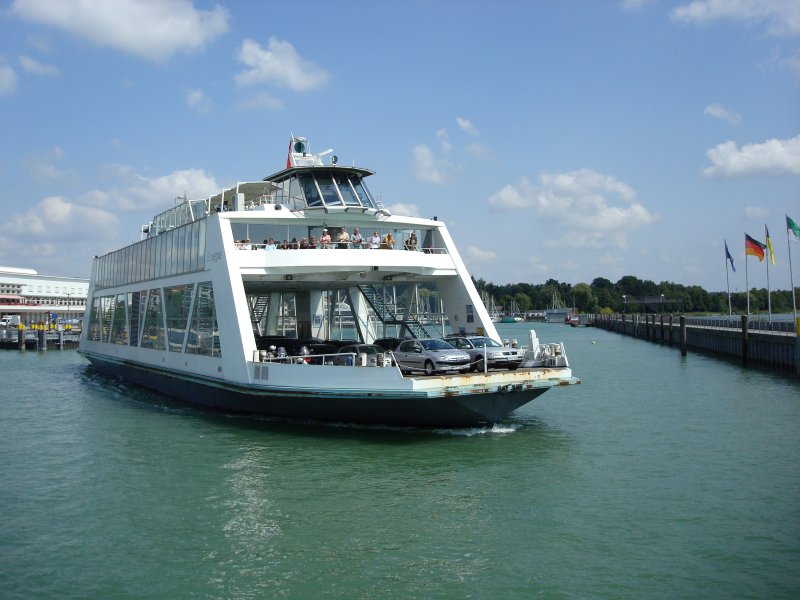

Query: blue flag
(724, 240), (736, 272)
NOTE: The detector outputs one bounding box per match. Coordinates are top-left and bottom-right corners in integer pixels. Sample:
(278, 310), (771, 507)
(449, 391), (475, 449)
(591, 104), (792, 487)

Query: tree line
(473, 275), (798, 315)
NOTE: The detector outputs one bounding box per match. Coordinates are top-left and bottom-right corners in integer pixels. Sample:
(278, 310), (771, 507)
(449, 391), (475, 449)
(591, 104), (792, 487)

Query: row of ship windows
(0, 284), (85, 294)
(95, 219), (207, 289)
(88, 281), (221, 357)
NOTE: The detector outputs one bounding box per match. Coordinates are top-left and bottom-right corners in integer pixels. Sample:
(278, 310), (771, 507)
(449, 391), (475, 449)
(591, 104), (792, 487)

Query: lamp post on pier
(622, 294), (627, 315)
(660, 294), (665, 317)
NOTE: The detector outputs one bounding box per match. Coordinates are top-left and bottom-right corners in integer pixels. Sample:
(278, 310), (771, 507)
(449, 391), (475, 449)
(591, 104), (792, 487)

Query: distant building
(0, 266), (88, 325)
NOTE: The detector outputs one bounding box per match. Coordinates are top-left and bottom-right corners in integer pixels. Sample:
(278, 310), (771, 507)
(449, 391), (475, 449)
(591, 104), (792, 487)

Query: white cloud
(488, 179), (534, 209)
(128, 169), (221, 211)
(456, 117), (479, 136)
(412, 144), (453, 185)
(0, 62), (18, 95)
(24, 146), (74, 184)
(11, 0), (229, 62)
(767, 48), (800, 80)
(465, 245), (498, 264)
(235, 37), (329, 91)
(435, 128), (452, 153)
(10, 195), (118, 239)
(671, 0), (800, 36)
(463, 142), (493, 159)
(488, 169), (655, 250)
(703, 134), (800, 176)
(384, 203), (421, 217)
(236, 91), (284, 111)
(19, 55), (61, 77)
(542, 231), (629, 251)
(744, 206), (769, 218)
(80, 165), (221, 212)
(704, 102), (741, 124)
(620, 0), (651, 10)
(186, 88), (210, 113)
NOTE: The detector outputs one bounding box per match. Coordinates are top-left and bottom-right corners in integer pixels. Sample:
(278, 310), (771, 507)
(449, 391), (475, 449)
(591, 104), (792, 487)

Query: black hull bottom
(85, 356), (548, 428)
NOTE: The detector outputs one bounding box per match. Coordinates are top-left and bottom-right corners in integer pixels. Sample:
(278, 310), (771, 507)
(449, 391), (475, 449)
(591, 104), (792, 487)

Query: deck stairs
(358, 285), (432, 338)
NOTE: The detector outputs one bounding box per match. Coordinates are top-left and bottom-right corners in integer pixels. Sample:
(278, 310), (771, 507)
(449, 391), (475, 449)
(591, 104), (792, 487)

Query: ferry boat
(79, 137), (578, 427)
(544, 290), (574, 324)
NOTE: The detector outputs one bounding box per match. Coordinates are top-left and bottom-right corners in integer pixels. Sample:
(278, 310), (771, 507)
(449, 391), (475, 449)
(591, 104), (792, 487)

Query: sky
(0, 0), (798, 293)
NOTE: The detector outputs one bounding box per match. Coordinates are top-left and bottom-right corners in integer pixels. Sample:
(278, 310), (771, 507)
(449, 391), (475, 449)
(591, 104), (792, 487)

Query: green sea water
(1, 322), (799, 599)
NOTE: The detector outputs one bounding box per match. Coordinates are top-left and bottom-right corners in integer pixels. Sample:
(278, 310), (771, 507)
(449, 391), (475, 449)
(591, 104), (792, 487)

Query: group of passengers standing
(237, 228), (419, 251)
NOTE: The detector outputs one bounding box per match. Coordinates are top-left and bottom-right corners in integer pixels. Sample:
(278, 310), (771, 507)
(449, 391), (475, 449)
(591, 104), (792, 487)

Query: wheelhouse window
(315, 175), (342, 206)
(334, 175), (361, 206)
(350, 176), (375, 208)
(298, 175), (322, 207)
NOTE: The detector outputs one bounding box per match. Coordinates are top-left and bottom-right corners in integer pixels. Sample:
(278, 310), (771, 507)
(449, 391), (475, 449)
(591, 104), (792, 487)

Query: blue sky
(1, 0), (798, 293)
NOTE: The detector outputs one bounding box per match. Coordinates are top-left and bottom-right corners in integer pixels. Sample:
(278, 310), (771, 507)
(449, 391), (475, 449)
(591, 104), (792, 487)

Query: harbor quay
(0, 326), (80, 351)
(590, 313), (800, 376)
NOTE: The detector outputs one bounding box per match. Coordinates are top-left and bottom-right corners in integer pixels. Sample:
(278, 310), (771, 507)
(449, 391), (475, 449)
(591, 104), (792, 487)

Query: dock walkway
(590, 314), (800, 376)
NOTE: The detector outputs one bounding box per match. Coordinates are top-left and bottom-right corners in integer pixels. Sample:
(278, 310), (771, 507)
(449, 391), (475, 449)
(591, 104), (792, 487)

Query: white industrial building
(0, 266), (88, 326)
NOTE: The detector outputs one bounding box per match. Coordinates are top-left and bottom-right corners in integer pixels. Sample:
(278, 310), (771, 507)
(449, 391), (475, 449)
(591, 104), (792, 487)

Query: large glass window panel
(100, 295), (115, 342)
(167, 231), (174, 276)
(298, 175), (322, 207)
(189, 222), (198, 272)
(88, 296), (103, 341)
(110, 293), (128, 345)
(140, 288), (166, 350)
(351, 177), (375, 208)
(334, 175), (360, 206)
(315, 175), (342, 206)
(164, 284), (194, 352)
(186, 281), (220, 357)
(129, 291), (140, 347)
(198, 219), (206, 270)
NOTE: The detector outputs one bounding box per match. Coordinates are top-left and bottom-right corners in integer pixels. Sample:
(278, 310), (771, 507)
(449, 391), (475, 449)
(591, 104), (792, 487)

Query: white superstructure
(0, 267), (88, 325)
(79, 137), (578, 427)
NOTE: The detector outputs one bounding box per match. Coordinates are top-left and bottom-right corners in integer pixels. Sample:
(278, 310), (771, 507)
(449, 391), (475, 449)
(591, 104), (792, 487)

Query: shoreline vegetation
(474, 275), (798, 315)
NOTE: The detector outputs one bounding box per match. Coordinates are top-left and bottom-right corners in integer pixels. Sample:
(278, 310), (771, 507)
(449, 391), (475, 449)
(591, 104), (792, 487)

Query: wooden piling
(741, 315), (749, 365)
(680, 316), (687, 356)
(668, 315), (674, 346)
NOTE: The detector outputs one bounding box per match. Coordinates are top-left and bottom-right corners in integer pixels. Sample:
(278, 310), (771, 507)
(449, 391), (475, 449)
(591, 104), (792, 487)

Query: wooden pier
(590, 314), (800, 375)
(0, 327), (80, 351)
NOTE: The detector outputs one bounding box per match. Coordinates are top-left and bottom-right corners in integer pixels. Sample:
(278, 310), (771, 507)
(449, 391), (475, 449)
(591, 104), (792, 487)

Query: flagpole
(789, 216), (797, 320)
(765, 225), (772, 322)
(745, 234), (750, 318)
(725, 243), (732, 316)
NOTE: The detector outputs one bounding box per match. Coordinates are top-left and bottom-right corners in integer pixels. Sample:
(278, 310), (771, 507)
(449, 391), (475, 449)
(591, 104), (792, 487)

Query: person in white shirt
(369, 231), (381, 249)
(351, 227), (364, 248)
(319, 229), (332, 249)
(337, 228), (350, 249)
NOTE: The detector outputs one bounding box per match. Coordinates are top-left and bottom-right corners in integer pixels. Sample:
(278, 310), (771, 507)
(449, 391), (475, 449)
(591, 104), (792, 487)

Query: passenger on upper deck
(404, 233), (418, 251)
(351, 227), (364, 248)
(320, 229), (332, 249)
(369, 231), (381, 249)
(264, 238), (277, 250)
(337, 229), (350, 249)
(382, 232), (395, 249)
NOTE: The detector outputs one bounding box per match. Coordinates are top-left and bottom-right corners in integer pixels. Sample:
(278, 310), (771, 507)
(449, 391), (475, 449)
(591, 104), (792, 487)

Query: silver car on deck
(443, 334), (524, 371)
(392, 338), (471, 375)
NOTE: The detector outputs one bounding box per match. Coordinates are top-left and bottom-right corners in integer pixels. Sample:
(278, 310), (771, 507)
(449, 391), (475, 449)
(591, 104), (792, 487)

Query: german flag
(745, 233), (766, 261)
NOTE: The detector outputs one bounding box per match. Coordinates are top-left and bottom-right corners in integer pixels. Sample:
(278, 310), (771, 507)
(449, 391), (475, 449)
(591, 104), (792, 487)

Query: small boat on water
(545, 290), (574, 323)
(79, 136), (579, 427)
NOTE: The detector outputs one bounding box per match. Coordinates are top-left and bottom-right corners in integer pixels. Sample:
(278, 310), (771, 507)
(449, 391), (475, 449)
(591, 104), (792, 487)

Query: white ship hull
(79, 137), (578, 427)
